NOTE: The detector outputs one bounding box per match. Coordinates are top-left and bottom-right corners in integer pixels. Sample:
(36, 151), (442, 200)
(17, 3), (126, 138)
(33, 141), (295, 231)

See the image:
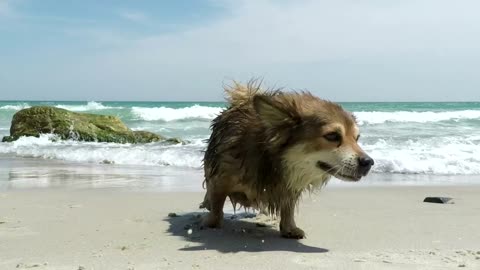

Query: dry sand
(1, 186), (479, 270)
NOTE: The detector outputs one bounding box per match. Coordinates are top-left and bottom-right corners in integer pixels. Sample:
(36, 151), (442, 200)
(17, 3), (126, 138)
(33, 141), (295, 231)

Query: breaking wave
(2, 134), (480, 175)
(0, 135), (205, 168)
(55, 101), (122, 111)
(131, 105), (223, 121)
(0, 103), (31, 111)
(1, 101), (479, 177)
(354, 110), (480, 125)
(131, 107), (480, 124)
(362, 136), (480, 174)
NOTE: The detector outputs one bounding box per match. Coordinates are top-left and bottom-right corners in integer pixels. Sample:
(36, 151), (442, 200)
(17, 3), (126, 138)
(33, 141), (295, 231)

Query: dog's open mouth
(316, 161), (361, 181)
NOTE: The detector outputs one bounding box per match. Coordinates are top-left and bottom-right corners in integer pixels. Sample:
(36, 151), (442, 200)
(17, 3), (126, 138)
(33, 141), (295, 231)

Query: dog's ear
(253, 95), (294, 127)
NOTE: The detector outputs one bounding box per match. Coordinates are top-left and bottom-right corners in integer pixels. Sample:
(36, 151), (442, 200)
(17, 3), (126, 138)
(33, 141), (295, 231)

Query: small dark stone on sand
(0, 221), (5, 224)
(15, 263), (41, 268)
(423, 197), (453, 204)
(458, 264), (466, 267)
(101, 160), (115, 164)
(168, 213), (178, 218)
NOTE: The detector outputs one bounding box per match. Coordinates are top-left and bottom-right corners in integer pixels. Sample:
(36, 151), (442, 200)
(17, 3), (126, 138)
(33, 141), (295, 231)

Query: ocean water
(1, 101), (480, 181)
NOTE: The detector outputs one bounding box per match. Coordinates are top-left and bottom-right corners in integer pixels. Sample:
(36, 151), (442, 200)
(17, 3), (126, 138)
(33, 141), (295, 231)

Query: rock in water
(1, 106), (180, 144)
(423, 197), (454, 204)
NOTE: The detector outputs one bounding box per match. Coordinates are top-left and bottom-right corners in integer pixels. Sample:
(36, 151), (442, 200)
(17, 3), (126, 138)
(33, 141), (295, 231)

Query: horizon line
(1, 99), (480, 103)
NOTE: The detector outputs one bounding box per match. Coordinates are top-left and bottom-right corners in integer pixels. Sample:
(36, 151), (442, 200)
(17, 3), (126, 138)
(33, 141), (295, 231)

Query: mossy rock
(1, 106), (182, 144)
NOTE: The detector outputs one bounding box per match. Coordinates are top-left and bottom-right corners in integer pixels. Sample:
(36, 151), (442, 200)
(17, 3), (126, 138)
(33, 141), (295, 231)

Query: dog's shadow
(164, 212), (329, 253)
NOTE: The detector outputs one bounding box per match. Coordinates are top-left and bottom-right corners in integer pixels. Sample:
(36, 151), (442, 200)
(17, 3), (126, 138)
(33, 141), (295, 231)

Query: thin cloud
(76, 0), (480, 101)
(2, 0), (480, 101)
(0, 0), (98, 24)
(118, 10), (149, 23)
(93, 0), (480, 71)
(0, 0), (14, 17)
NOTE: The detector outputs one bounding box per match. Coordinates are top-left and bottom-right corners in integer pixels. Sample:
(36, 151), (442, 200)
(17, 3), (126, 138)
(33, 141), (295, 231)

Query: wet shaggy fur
(200, 79), (370, 238)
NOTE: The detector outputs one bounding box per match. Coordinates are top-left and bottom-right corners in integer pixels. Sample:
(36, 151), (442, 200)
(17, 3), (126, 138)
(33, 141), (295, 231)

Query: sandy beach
(1, 185), (479, 270)
(3, 0), (480, 269)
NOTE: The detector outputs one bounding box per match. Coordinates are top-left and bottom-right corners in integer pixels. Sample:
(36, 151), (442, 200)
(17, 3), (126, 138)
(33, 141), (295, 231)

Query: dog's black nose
(357, 155), (374, 176)
(358, 156), (374, 167)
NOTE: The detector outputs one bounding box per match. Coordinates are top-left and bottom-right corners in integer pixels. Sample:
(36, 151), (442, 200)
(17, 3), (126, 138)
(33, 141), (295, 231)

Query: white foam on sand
(0, 135), (205, 168)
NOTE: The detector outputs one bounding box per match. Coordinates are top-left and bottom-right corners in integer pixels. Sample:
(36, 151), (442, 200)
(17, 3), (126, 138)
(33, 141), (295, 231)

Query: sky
(1, 0), (480, 102)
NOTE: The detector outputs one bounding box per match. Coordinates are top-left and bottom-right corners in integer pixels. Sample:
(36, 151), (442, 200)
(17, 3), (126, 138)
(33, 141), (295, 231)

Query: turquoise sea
(1, 101), (480, 187)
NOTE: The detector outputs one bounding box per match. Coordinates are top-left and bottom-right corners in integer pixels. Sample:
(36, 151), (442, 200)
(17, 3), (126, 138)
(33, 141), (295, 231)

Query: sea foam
(355, 110), (480, 125)
(0, 103), (31, 111)
(0, 135), (204, 168)
(55, 101), (122, 111)
(131, 105), (223, 121)
(132, 106), (480, 124)
(362, 136), (480, 174)
(1, 101), (480, 177)
(2, 134), (480, 175)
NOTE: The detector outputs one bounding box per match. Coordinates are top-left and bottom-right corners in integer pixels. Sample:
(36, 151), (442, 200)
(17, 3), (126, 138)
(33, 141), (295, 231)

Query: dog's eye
(324, 132), (341, 142)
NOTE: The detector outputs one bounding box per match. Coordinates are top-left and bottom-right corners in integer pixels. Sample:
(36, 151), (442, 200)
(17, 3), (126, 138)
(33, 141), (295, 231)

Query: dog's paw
(201, 213), (223, 229)
(281, 227), (305, 239)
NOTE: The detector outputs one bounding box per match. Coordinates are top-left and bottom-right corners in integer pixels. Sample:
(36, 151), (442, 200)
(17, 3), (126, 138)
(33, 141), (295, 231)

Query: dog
(200, 79), (374, 239)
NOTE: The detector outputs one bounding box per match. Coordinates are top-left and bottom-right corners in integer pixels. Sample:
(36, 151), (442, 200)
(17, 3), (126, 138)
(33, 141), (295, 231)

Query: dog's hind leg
(279, 200), (305, 239)
(201, 187), (227, 228)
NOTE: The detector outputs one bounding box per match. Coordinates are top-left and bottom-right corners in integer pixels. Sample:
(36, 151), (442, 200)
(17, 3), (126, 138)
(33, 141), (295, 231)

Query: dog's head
(253, 92), (373, 182)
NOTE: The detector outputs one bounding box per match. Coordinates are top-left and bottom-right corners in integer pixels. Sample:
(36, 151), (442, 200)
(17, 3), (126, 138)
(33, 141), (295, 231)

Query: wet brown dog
(200, 79), (374, 239)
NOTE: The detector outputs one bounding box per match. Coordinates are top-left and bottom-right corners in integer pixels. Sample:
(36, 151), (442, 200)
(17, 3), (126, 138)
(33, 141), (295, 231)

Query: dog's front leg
(201, 188), (227, 228)
(279, 201), (305, 239)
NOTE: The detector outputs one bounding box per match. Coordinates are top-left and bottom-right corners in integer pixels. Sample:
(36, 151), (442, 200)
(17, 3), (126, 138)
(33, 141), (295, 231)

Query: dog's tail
(224, 78), (264, 107)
